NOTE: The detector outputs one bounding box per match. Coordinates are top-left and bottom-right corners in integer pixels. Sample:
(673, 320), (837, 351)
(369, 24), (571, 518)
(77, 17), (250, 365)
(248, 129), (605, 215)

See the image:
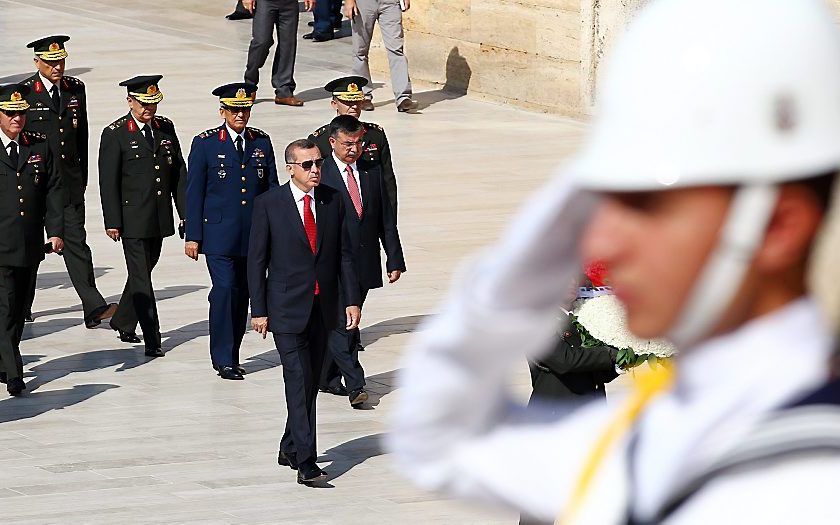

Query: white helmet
(565, 0), (840, 346)
(569, 0), (840, 191)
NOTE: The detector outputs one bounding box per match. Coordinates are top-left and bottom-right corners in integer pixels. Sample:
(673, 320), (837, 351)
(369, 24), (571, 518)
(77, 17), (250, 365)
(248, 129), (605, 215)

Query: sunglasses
(224, 107), (252, 114)
(288, 158), (325, 171)
(1, 110), (27, 117)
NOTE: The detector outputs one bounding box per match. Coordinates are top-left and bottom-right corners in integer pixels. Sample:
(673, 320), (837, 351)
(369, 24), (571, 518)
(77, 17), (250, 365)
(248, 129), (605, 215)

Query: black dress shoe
(24, 313), (33, 322)
(235, 365), (246, 375)
(145, 347), (165, 358)
(218, 366), (244, 380)
(7, 377), (25, 397)
(349, 389), (369, 407)
(277, 450), (298, 470)
(356, 342), (366, 352)
(297, 459), (326, 485)
(111, 322), (142, 343)
(303, 31), (334, 42)
(319, 384), (348, 396)
(85, 303), (118, 329)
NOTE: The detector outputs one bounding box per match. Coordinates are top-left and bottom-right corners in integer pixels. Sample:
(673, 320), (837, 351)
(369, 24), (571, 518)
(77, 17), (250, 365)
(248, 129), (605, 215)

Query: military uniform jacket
(185, 125), (279, 257)
(0, 131), (64, 266)
(99, 114), (186, 239)
(309, 121), (398, 217)
(22, 74), (89, 205)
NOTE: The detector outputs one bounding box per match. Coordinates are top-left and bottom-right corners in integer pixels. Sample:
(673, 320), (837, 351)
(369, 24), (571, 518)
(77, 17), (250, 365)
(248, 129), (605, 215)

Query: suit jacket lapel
(315, 189), (326, 255)
(358, 166), (371, 219)
(17, 141), (31, 171)
(281, 183), (311, 250)
(0, 143), (14, 170)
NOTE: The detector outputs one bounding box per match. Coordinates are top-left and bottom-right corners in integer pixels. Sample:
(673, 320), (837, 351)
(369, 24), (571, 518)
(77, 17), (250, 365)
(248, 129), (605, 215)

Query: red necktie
(345, 165), (363, 218)
(303, 194), (319, 295)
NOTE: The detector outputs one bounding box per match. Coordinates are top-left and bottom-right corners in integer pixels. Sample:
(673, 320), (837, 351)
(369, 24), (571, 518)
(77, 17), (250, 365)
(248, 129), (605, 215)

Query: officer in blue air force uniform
(184, 83), (279, 380)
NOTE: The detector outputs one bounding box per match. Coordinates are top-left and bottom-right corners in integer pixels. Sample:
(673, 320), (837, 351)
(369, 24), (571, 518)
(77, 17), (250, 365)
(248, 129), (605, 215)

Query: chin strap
(668, 184), (780, 347)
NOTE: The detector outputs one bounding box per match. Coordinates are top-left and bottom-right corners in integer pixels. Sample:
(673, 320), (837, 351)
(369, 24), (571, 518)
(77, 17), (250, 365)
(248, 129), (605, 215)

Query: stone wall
(368, 0), (840, 117)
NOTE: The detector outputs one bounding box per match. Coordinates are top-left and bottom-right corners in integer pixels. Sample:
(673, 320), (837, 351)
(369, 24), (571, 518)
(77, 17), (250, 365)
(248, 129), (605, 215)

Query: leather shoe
(356, 341), (366, 352)
(277, 450), (298, 470)
(85, 303), (118, 329)
(349, 389), (369, 407)
(319, 384), (348, 396)
(397, 98), (417, 112)
(24, 313), (33, 322)
(274, 96), (304, 107)
(297, 459), (326, 485)
(303, 31), (334, 42)
(236, 365), (246, 375)
(144, 347), (165, 358)
(7, 377), (25, 397)
(119, 331), (142, 344)
(218, 366), (243, 380)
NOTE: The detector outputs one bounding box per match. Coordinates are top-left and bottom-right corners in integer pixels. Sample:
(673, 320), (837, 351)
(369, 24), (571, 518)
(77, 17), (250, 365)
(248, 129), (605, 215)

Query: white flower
(572, 295), (677, 358)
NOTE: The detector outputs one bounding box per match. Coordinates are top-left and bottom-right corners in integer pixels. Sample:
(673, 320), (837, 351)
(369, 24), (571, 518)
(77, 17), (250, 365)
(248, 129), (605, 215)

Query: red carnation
(584, 260), (609, 288)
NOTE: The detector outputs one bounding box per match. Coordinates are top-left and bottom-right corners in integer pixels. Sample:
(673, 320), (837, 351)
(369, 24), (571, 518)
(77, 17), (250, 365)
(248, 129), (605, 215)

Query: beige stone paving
(0, 0), (591, 522)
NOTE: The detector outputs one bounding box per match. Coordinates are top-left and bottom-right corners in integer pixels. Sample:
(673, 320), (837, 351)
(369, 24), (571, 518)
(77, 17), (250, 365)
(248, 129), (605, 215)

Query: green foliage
(569, 314), (668, 371)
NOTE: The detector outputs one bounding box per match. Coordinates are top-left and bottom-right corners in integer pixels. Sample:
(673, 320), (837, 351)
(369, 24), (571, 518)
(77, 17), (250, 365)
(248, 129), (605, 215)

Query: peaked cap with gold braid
(0, 84), (31, 112)
(324, 76), (368, 102)
(119, 75), (164, 104)
(27, 35), (70, 61)
(212, 82), (257, 108)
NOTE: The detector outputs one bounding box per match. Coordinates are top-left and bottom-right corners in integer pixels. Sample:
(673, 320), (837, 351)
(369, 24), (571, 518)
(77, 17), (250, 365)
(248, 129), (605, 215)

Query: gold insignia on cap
(147, 85), (158, 95)
(10, 92), (22, 102)
(348, 83), (359, 93)
(236, 88), (247, 99)
(49, 42), (60, 52)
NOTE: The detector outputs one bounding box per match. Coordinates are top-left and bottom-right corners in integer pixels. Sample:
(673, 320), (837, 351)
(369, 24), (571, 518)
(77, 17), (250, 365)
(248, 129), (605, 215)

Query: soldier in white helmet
(387, 0), (840, 523)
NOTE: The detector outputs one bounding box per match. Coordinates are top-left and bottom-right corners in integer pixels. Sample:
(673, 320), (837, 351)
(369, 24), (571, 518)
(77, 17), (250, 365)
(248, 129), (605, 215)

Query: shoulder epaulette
(246, 127), (269, 140)
(363, 121), (384, 132)
(107, 115), (130, 131)
(198, 125), (224, 139)
(62, 76), (84, 88)
(311, 124), (328, 137)
(21, 76), (37, 86)
(21, 130), (47, 142)
(154, 115), (174, 128)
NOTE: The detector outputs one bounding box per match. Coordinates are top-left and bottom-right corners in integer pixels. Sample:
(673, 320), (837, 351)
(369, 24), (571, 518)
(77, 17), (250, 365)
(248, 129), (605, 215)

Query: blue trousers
(313, 0), (342, 34)
(206, 255), (249, 368)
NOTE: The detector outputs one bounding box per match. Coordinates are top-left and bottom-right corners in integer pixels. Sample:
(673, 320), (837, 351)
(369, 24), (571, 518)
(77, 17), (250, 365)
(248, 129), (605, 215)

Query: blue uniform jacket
(186, 125), (279, 256)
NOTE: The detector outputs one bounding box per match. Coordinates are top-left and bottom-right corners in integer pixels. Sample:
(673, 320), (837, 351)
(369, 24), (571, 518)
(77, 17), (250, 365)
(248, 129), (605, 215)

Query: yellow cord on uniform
(557, 364), (675, 525)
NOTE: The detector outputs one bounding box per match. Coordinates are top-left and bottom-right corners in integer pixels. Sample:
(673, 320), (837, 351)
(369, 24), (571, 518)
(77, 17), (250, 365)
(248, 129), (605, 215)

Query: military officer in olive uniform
(99, 76), (186, 358)
(22, 35), (117, 328)
(0, 84), (64, 396)
(184, 83), (279, 380)
(309, 76), (398, 218)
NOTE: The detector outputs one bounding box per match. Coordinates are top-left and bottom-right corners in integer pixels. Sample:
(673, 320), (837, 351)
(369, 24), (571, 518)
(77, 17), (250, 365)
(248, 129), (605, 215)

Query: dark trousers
(313, 0), (342, 34)
(275, 298), (326, 463)
(244, 0), (299, 97)
(110, 237), (163, 350)
(0, 266), (36, 381)
(320, 288), (368, 392)
(26, 203), (107, 320)
(206, 255), (249, 368)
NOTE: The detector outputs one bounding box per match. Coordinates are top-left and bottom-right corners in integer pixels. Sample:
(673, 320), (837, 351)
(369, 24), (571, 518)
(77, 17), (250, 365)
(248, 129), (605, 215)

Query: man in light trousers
(344, 0), (415, 112)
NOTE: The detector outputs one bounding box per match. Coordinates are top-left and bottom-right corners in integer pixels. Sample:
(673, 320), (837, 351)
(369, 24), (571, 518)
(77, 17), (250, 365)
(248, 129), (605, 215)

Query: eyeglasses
(288, 158), (324, 171)
(338, 140), (363, 148)
(1, 110), (27, 117)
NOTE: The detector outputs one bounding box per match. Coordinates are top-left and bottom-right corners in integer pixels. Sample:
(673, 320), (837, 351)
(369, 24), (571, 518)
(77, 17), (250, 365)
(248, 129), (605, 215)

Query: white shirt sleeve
(385, 174), (614, 522)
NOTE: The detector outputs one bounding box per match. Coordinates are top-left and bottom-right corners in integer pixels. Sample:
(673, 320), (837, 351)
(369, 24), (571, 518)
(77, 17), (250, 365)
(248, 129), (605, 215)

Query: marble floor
(0, 1), (590, 522)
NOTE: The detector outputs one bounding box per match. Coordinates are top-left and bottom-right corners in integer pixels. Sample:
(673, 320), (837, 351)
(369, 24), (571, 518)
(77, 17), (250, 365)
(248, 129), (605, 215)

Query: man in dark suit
(185, 83), (279, 380)
(309, 77), (399, 217)
(21, 35), (117, 328)
(318, 115), (405, 406)
(248, 138), (361, 485)
(0, 84), (64, 396)
(99, 76), (186, 358)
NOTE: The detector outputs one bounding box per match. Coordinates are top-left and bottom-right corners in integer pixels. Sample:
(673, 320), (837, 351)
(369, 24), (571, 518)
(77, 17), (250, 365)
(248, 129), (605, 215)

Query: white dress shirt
(0, 130), (19, 159)
(289, 181), (316, 224)
(331, 152), (362, 207)
(39, 72), (59, 99)
(226, 124), (245, 155)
